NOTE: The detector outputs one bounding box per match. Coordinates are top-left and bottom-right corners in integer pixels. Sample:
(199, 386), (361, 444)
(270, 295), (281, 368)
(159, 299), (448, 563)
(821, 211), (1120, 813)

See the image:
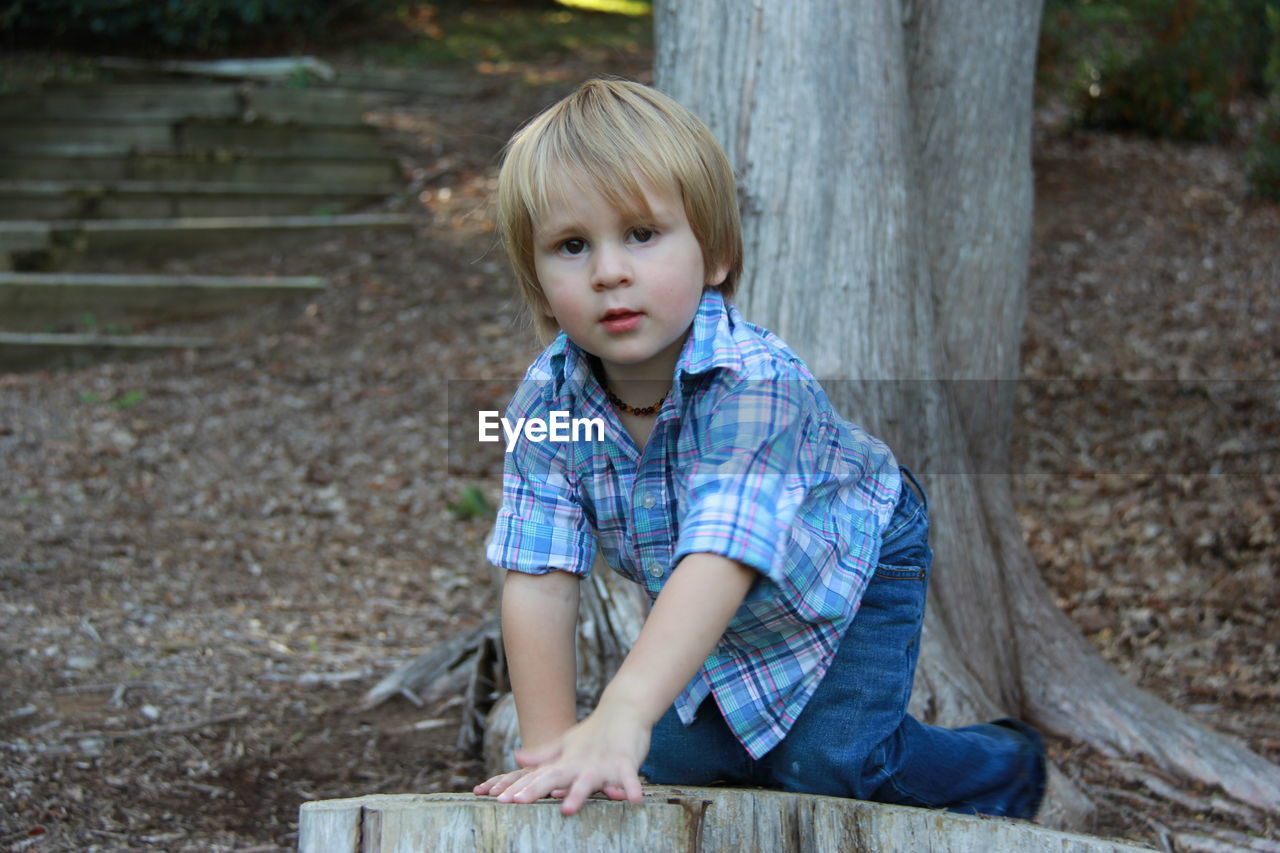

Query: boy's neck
(582, 356), (664, 453)
(589, 355), (672, 411)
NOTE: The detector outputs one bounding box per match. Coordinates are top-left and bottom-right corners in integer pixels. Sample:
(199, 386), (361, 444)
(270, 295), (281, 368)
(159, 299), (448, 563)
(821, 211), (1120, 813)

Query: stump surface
(298, 787), (1152, 853)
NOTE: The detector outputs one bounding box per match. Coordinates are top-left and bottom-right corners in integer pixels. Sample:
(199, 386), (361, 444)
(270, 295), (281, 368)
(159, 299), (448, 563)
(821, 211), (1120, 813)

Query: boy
(473, 79), (1045, 819)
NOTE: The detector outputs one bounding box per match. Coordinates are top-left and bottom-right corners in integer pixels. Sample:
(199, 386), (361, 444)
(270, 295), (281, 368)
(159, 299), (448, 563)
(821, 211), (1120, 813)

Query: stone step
(0, 179), (398, 219)
(0, 145), (400, 185)
(0, 83), (369, 126)
(0, 331), (216, 371)
(0, 221), (52, 254)
(88, 56), (487, 98)
(46, 212), (415, 257)
(92, 56), (338, 85)
(0, 117), (385, 158)
(0, 272), (326, 332)
(180, 118), (385, 157)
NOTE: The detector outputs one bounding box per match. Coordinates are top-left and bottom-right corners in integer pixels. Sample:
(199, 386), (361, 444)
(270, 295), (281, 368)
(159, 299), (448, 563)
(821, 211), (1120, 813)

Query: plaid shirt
(487, 289), (901, 758)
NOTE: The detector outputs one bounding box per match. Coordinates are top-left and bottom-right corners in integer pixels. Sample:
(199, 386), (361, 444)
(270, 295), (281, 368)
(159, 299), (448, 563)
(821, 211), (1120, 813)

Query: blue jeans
(640, 468), (1046, 819)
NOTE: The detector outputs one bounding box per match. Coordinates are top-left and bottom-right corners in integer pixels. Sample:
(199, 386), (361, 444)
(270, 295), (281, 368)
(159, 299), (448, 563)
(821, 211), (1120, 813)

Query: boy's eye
(559, 238), (587, 256)
(630, 227), (655, 243)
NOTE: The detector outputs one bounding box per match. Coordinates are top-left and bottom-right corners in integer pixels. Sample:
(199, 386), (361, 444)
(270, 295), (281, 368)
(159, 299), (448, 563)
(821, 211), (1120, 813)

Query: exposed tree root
(978, 475), (1280, 816)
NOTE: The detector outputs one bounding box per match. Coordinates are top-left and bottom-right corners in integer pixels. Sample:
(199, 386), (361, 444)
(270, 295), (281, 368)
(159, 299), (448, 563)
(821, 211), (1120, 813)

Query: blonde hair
(497, 79), (743, 342)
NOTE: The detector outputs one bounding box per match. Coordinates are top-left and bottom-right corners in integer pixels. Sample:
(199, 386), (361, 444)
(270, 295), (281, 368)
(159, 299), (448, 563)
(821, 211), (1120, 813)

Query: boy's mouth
(600, 308), (643, 332)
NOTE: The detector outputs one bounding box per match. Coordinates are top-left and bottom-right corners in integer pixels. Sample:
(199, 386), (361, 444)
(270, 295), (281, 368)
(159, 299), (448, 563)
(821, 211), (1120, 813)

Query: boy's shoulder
(681, 290), (816, 386)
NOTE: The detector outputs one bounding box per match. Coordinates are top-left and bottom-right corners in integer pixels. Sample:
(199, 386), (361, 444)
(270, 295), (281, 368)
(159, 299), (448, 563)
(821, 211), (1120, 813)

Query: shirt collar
(677, 288), (744, 379)
(543, 330), (594, 406)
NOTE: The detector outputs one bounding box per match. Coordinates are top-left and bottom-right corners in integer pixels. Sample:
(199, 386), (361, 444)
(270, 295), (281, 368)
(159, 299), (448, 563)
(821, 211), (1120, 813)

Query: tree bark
(651, 0), (1280, 822)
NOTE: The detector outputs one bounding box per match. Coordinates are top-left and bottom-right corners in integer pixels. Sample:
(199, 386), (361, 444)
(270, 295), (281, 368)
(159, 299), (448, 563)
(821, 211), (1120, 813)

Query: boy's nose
(591, 244), (631, 289)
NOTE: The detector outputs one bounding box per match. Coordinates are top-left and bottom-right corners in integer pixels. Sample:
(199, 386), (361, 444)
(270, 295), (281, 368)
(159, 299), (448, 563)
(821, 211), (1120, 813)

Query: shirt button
(641, 492), (657, 509)
(648, 563), (663, 578)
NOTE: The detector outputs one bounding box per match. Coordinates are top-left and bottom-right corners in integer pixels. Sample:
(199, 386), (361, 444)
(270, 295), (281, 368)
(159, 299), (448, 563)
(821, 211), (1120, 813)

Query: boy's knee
(764, 733), (874, 799)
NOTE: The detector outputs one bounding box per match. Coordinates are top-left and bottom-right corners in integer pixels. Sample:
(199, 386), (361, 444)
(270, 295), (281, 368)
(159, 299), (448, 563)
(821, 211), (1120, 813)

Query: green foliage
(1085, 0), (1247, 141)
(1267, 4), (1280, 89)
(556, 0), (650, 15)
(2, 0), (651, 63)
(1248, 5), (1280, 198)
(0, 0), (392, 53)
(72, 312), (132, 336)
(113, 390), (146, 410)
(1240, 0), (1280, 92)
(1246, 104), (1280, 199)
(1044, 0), (1280, 142)
(447, 485), (494, 520)
(357, 2), (652, 67)
(1038, 0), (1130, 94)
(79, 389), (146, 409)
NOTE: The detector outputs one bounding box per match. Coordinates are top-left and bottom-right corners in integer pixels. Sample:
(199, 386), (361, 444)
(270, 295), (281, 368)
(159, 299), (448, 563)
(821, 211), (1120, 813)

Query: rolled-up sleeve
(673, 379), (811, 584)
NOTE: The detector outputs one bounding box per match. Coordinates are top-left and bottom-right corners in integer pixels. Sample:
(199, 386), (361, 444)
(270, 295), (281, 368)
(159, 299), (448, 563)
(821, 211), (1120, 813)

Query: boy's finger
(476, 772), (509, 794)
(485, 773), (517, 796)
(473, 774), (502, 795)
(623, 773), (644, 804)
(560, 774), (601, 816)
(503, 768), (564, 804)
(494, 775), (525, 803)
(475, 768), (520, 796)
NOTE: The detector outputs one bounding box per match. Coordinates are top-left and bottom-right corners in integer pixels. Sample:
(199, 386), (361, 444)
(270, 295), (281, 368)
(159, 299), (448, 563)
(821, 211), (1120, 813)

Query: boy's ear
(706, 262), (730, 288)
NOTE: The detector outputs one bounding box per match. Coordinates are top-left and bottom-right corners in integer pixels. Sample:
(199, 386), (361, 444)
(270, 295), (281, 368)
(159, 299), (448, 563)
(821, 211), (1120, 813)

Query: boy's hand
(487, 700), (650, 815)
(473, 766), (573, 800)
(472, 766), (541, 797)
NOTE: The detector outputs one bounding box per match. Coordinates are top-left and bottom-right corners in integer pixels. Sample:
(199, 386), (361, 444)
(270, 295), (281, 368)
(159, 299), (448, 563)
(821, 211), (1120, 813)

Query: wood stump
(298, 787), (1149, 852)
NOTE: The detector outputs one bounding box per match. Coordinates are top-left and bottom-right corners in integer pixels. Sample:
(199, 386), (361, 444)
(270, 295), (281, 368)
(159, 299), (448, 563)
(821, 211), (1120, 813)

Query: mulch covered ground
(1, 55), (1277, 852)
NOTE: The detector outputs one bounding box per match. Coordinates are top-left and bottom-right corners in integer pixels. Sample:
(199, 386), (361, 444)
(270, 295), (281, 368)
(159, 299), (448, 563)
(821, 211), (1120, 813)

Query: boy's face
(532, 170), (728, 386)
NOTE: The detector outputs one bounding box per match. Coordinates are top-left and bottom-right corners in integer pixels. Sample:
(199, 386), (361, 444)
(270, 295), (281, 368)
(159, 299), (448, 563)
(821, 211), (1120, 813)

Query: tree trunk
(298, 788), (1150, 853)
(651, 0), (1280, 822)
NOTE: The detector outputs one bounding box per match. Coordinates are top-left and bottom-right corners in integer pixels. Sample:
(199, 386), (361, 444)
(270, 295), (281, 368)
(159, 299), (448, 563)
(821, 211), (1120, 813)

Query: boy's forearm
(596, 552), (756, 730)
(502, 570), (580, 750)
